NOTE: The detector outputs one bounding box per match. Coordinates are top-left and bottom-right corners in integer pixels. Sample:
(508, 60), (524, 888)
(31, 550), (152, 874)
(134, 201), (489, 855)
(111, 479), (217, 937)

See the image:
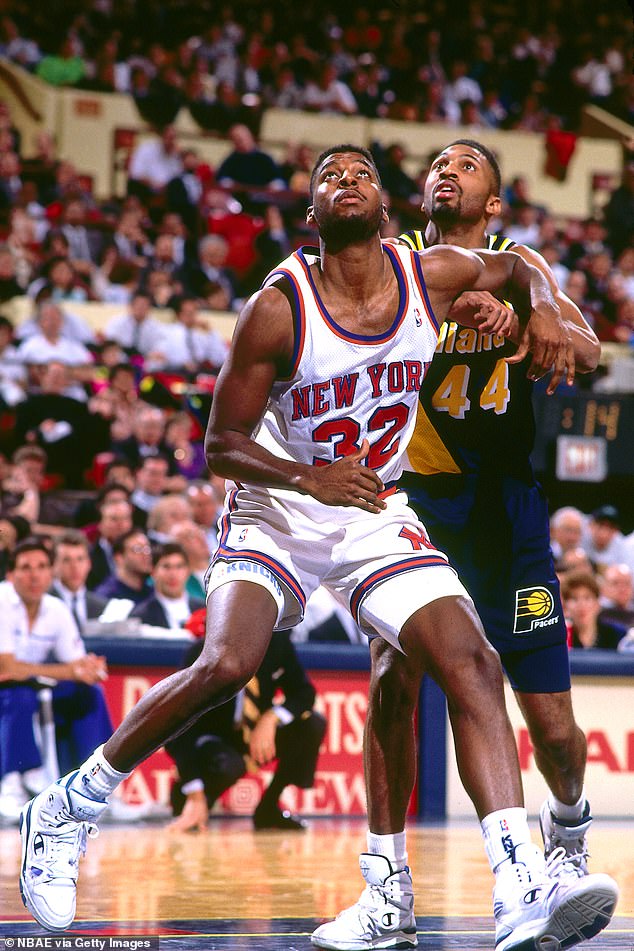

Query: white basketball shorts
(206, 483), (471, 652)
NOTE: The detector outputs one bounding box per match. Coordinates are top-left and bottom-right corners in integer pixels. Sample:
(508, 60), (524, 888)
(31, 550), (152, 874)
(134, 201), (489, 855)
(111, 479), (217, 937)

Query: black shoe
(252, 804), (307, 831)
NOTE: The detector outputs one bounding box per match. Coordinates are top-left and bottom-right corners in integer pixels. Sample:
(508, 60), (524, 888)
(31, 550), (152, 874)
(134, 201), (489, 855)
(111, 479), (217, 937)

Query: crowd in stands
(0, 2), (632, 658)
(0, 0), (631, 133)
(551, 504), (634, 651)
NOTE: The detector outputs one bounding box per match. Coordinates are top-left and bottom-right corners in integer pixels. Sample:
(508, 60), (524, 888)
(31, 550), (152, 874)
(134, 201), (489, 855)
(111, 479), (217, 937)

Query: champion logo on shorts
(513, 586), (558, 635)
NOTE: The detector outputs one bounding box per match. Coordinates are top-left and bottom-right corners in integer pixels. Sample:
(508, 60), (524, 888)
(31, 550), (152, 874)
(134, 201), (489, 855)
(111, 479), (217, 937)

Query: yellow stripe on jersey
(400, 230), (425, 252)
(406, 400), (461, 475)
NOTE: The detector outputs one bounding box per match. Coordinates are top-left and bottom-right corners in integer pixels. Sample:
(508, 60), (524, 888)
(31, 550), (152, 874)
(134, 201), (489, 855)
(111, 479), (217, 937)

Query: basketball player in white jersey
(20, 146), (617, 951)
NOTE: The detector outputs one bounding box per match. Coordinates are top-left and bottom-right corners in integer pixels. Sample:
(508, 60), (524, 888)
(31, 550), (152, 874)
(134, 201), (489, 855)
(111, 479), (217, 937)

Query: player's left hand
(506, 303), (575, 394)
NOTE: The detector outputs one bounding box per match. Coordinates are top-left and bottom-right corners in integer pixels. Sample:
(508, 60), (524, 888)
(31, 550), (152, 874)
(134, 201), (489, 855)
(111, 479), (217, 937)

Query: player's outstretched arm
(510, 243), (600, 376)
(204, 288), (385, 512)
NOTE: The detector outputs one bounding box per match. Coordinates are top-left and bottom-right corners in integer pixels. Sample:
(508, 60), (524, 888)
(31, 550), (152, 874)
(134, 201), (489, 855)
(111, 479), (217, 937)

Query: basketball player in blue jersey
(20, 146), (616, 951)
(398, 140), (602, 869)
(315, 140), (609, 950)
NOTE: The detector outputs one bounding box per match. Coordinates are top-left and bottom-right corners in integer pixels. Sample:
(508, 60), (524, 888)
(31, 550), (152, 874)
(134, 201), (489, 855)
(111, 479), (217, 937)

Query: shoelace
(546, 844), (587, 881)
(359, 881), (411, 914)
(37, 822), (99, 881)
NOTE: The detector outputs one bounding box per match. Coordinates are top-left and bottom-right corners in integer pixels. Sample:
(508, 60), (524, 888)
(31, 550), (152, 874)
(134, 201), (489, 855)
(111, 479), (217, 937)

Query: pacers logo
(514, 586), (556, 634)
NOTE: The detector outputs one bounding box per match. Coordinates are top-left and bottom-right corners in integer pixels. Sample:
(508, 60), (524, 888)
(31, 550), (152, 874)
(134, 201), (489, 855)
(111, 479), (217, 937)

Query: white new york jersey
(258, 243), (439, 488)
(208, 243), (468, 638)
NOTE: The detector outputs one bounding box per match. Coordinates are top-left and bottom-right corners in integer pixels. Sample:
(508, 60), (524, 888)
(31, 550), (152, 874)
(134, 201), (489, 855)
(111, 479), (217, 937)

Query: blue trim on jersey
(411, 251), (440, 333)
(296, 245), (409, 344)
(262, 266), (305, 379)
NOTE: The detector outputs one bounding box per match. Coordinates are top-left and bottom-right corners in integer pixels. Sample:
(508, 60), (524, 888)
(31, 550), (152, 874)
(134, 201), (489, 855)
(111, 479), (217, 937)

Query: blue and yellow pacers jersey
(400, 229), (535, 479)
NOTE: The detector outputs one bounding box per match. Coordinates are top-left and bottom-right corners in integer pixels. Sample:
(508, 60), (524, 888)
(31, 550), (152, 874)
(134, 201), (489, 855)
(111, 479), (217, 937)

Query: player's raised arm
(204, 287), (385, 511)
(510, 243), (600, 378)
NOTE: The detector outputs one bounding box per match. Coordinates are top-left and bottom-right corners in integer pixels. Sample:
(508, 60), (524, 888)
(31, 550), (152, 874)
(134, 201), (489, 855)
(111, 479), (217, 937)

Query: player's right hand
(305, 439), (386, 512)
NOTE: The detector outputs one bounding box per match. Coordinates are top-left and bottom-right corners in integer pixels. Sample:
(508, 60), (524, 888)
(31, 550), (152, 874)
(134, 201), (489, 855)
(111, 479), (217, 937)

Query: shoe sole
(546, 879), (619, 949)
(496, 879), (618, 951)
(19, 800), (75, 932)
(311, 928), (417, 949)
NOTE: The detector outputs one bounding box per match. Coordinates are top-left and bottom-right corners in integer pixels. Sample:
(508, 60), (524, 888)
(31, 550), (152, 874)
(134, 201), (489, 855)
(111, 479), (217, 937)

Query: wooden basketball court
(1, 817), (632, 949)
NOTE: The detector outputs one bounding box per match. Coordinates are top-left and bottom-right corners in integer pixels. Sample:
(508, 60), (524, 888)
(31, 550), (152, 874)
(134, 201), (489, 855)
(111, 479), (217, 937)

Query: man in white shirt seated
(0, 539), (112, 822)
(127, 126), (183, 202)
(16, 299), (93, 401)
(151, 295), (228, 375)
(104, 289), (166, 361)
(130, 541), (204, 630)
(0, 314), (27, 406)
(50, 531), (108, 633)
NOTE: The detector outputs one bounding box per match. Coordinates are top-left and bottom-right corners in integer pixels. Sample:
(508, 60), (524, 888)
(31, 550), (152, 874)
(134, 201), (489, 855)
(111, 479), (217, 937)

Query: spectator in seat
(16, 299), (94, 401)
(14, 362), (106, 489)
(166, 149), (204, 236)
(130, 455), (172, 520)
(59, 197), (101, 274)
(94, 528), (153, 605)
(87, 497), (134, 590)
(164, 412), (207, 481)
(127, 125), (183, 203)
(582, 505), (633, 573)
(598, 564), (634, 631)
(185, 478), (224, 552)
(50, 531), (108, 633)
(0, 512), (30, 580)
(112, 405), (180, 478)
(146, 493), (193, 544)
(181, 234), (236, 306)
(0, 243), (24, 303)
(152, 295), (228, 376)
(105, 290), (165, 361)
(550, 506), (585, 561)
(171, 520), (211, 600)
(303, 62), (358, 115)
(215, 123), (285, 190)
(165, 630), (326, 832)
(0, 314), (27, 407)
(36, 36), (87, 87)
(0, 539), (111, 822)
(561, 569), (626, 649)
(131, 541), (204, 630)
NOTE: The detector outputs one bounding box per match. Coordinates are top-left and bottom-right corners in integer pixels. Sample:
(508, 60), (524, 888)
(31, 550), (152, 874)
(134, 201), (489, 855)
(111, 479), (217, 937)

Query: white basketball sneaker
(539, 800), (592, 878)
(494, 843), (618, 951)
(19, 775), (108, 931)
(311, 853), (417, 950)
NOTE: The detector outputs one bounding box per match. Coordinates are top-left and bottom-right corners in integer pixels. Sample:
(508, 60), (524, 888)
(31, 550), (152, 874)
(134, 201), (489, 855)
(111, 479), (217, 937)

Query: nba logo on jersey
(513, 586), (556, 634)
(413, 307), (422, 327)
(238, 528), (249, 543)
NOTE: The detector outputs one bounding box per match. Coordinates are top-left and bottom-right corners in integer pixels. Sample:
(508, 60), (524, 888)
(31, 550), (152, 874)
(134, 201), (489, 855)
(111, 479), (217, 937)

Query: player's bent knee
(188, 653), (253, 704)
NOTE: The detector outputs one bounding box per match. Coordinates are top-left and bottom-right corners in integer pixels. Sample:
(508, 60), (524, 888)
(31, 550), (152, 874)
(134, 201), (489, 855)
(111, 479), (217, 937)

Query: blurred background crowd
(0, 0), (632, 654)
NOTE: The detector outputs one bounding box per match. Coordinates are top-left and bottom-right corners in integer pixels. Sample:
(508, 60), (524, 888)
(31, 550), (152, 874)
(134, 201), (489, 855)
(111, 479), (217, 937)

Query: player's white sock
(68, 745), (130, 802)
(367, 830), (408, 870)
(548, 789), (586, 821)
(481, 807), (536, 873)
